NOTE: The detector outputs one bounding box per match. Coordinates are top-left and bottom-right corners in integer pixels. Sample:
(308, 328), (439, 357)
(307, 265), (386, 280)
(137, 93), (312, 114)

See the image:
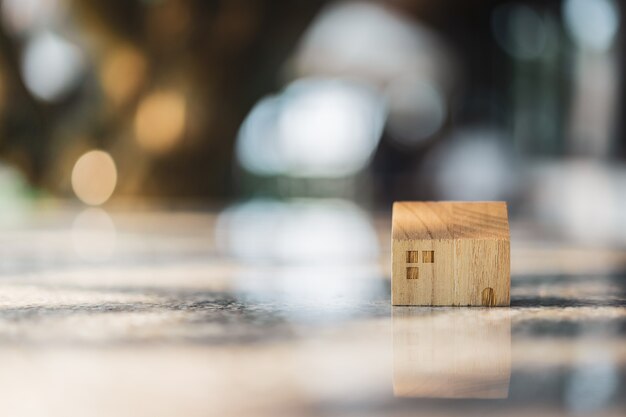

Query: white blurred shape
(565, 0), (619, 157)
(563, 0), (619, 51)
(22, 31), (84, 101)
(236, 264), (381, 315)
(0, 163), (31, 227)
(216, 198), (382, 314)
(386, 77), (446, 147)
(1, 0), (63, 36)
(560, 164), (615, 244)
(295, 1), (451, 86)
(72, 208), (117, 262)
(492, 3), (548, 60)
(235, 96), (286, 176)
(215, 199), (379, 264)
(531, 160), (626, 245)
(215, 199), (289, 262)
(71, 150), (117, 206)
(274, 200), (378, 262)
(278, 79), (385, 177)
(424, 128), (517, 201)
(565, 348), (618, 413)
(237, 79), (385, 178)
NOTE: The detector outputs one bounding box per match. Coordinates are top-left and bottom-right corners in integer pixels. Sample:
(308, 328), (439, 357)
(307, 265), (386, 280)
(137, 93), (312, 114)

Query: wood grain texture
(406, 251), (419, 263)
(391, 202), (510, 306)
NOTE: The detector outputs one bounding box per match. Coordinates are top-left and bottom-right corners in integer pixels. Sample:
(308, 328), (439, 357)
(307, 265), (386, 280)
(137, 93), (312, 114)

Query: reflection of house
(393, 308), (511, 399)
(392, 202), (510, 306)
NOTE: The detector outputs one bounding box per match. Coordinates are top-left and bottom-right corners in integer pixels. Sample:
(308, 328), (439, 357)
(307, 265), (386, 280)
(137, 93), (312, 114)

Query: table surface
(0, 203), (624, 417)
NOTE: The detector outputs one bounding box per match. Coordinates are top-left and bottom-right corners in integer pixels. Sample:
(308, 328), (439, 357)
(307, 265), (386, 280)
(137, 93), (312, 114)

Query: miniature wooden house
(391, 202), (510, 306)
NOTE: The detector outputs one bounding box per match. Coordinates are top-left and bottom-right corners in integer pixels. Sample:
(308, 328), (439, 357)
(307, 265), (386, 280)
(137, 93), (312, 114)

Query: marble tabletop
(0, 202), (624, 417)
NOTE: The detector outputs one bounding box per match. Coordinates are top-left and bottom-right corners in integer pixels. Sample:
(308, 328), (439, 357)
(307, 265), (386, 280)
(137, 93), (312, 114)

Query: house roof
(392, 201), (510, 241)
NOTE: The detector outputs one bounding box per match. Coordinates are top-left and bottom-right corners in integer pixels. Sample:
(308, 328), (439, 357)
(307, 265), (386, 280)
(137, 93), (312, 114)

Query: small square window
(406, 251), (419, 263)
(406, 267), (419, 279)
(422, 251), (434, 263)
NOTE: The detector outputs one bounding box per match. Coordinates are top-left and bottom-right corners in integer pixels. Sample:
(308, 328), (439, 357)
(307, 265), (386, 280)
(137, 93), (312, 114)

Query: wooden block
(391, 202), (510, 306)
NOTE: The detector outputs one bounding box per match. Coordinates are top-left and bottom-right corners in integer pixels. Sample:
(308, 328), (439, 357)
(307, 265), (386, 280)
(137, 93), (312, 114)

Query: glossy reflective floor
(0, 203), (624, 416)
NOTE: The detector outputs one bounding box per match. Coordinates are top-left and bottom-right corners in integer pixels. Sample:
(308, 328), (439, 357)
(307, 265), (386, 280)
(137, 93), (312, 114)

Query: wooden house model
(391, 201), (510, 306)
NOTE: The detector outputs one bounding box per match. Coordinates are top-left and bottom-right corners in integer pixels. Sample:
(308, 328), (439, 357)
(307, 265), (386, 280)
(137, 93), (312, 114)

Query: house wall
(455, 239), (510, 306)
(392, 238), (510, 306)
(391, 239), (455, 305)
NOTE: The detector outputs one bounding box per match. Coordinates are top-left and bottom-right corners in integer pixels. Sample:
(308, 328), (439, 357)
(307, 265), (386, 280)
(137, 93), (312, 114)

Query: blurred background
(0, 2), (625, 415)
(0, 0), (624, 245)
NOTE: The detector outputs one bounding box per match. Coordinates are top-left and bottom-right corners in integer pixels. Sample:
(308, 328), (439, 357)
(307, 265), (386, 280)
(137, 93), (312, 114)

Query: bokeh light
(531, 161), (626, 245)
(294, 1), (451, 86)
(492, 3), (550, 60)
(386, 77), (446, 147)
(235, 95), (285, 176)
(236, 78), (385, 178)
(563, 0), (620, 51)
(565, 351), (619, 413)
(0, 163), (31, 226)
(100, 46), (147, 105)
(216, 198), (382, 313)
(278, 79), (385, 177)
(71, 208), (117, 262)
(134, 90), (187, 154)
(215, 198), (379, 264)
(21, 31), (84, 102)
(1, 0), (63, 36)
(423, 128), (518, 201)
(71, 150), (118, 206)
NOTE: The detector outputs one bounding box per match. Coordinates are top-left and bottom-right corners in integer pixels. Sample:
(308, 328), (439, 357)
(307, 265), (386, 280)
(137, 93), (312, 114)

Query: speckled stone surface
(0, 205), (624, 416)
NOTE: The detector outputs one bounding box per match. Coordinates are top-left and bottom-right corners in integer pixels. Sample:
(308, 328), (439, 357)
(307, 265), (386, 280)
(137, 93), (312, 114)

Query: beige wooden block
(391, 202), (510, 306)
